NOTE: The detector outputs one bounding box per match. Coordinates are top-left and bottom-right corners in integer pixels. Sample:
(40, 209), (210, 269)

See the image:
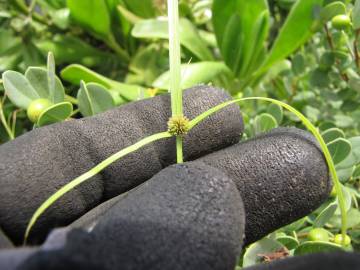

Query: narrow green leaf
(67, 0), (111, 38)
(116, 5), (142, 25)
(2, 71), (39, 109)
(212, 0), (269, 78)
(61, 64), (147, 101)
(261, 0), (324, 72)
(61, 64), (112, 87)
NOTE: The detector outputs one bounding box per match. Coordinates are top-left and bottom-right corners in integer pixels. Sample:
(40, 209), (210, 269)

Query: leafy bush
(0, 0), (360, 267)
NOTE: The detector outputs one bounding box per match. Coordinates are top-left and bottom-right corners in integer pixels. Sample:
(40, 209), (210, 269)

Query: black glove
(0, 87), (341, 270)
(6, 127), (331, 270)
(0, 86), (243, 245)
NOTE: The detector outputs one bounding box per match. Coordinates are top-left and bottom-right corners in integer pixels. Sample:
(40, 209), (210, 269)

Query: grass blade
(24, 131), (172, 243)
(189, 97), (348, 245)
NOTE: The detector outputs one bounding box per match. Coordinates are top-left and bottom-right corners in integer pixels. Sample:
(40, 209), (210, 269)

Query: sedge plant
(24, 0), (348, 247)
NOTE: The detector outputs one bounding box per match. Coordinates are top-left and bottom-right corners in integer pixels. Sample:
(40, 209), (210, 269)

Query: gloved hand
(0, 86), (348, 270)
(0, 86), (244, 245)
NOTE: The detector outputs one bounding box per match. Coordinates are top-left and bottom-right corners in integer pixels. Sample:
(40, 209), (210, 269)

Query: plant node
(167, 115), (190, 136)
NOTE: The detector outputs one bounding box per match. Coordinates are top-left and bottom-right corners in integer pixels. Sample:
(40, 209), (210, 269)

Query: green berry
(308, 228), (330, 242)
(27, 99), (52, 123)
(334, 234), (351, 246)
(332, 15), (351, 30)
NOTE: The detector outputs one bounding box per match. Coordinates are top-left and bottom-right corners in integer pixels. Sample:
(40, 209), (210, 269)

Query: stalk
(24, 131), (172, 243)
(168, 0), (184, 163)
(189, 97), (348, 245)
(106, 33), (130, 62)
(0, 99), (14, 140)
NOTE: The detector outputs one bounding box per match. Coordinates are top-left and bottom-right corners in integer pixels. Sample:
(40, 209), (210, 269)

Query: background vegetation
(0, 0), (359, 267)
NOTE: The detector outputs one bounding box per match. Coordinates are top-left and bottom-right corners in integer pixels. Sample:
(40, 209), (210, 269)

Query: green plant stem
(11, 110), (19, 136)
(0, 99), (14, 140)
(24, 131), (172, 243)
(71, 108), (80, 117)
(324, 25), (349, 81)
(106, 34), (130, 62)
(189, 97), (348, 246)
(13, 0), (47, 24)
(354, 29), (360, 71)
(168, 0), (182, 116)
(65, 94), (78, 105)
(28, 0), (37, 13)
(176, 137), (183, 163)
(168, 0), (184, 164)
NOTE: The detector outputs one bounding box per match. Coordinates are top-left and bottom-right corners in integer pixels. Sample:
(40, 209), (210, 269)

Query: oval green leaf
(67, 0), (111, 38)
(261, 0), (323, 72)
(327, 138), (352, 165)
(294, 241), (344, 255)
(267, 103), (284, 124)
(321, 128), (345, 144)
(212, 0), (269, 78)
(320, 1), (346, 23)
(2, 70), (39, 109)
(77, 82), (115, 117)
(37, 102), (73, 127)
(25, 67), (65, 103)
(276, 235), (299, 250)
(243, 238), (286, 267)
(254, 113), (278, 135)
